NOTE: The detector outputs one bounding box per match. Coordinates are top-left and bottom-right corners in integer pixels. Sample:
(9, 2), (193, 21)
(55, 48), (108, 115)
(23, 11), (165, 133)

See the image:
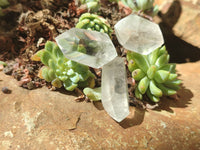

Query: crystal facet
(55, 28), (117, 68)
(114, 14), (164, 55)
(101, 57), (129, 122)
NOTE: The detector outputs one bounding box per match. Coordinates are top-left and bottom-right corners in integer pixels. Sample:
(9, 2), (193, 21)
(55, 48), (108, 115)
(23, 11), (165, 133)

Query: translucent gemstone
(114, 14), (164, 55)
(55, 28), (117, 68)
(101, 57), (129, 122)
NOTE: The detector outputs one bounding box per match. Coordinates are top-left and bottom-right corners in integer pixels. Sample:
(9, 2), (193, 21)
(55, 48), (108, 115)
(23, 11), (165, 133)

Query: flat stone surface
(155, 0), (200, 49)
(0, 61), (200, 149)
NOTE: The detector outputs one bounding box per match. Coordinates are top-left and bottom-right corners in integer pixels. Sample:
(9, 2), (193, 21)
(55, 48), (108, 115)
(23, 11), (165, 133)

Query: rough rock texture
(155, 0), (200, 49)
(0, 61), (200, 149)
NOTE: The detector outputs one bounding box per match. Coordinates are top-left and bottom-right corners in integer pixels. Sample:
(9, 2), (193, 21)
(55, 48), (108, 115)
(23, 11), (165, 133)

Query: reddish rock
(155, 0), (200, 49)
(0, 61), (200, 149)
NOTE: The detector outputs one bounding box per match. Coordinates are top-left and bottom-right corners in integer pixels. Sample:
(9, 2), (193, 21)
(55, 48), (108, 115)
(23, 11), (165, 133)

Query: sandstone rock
(0, 61), (200, 149)
(155, 0), (200, 49)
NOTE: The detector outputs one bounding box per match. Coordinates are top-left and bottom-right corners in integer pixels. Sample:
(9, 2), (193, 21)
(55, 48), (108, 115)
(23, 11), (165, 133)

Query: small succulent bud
(79, 0), (100, 13)
(32, 41), (95, 91)
(83, 87), (101, 101)
(76, 13), (113, 36)
(127, 46), (181, 102)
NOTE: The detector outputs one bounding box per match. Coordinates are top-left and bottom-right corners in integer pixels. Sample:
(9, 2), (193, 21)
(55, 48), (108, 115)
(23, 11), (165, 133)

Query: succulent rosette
(127, 46), (181, 102)
(121, 0), (159, 16)
(31, 41), (95, 91)
(75, 13), (113, 36)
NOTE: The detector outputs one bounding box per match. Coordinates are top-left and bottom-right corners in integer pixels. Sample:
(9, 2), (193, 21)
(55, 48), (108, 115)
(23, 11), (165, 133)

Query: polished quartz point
(55, 28), (117, 68)
(114, 14), (164, 55)
(101, 57), (129, 122)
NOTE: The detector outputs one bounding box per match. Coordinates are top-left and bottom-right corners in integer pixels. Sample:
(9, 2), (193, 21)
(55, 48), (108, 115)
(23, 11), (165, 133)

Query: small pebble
(3, 66), (13, 75)
(27, 81), (34, 90)
(2, 87), (12, 94)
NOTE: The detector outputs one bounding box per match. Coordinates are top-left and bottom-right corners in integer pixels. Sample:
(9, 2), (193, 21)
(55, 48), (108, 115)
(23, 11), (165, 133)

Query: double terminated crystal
(114, 14), (164, 55)
(56, 28), (129, 122)
(102, 57), (129, 122)
(56, 28), (117, 68)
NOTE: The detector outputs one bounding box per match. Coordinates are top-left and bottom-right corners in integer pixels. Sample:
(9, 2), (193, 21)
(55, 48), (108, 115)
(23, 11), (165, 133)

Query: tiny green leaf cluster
(127, 46), (181, 102)
(76, 13), (113, 36)
(33, 41), (95, 91)
(121, 0), (159, 16)
(80, 0), (100, 12)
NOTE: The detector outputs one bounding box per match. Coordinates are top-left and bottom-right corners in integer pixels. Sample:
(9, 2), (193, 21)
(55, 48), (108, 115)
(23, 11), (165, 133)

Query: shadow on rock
(119, 84), (193, 129)
(92, 101), (104, 110)
(160, 22), (200, 63)
(119, 108), (145, 129)
(154, 85), (193, 113)
(92, 100), (146, 129)
(158, 0), (200, 63)
(57, 87), (77, 97)
(158, 0), (182, 29)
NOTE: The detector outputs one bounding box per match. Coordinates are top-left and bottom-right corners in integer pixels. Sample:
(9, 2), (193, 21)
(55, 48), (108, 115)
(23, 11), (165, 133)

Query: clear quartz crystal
(102, 57), (129, 122)
(114, 14), (164, 55)
(55, 28), (117, 68)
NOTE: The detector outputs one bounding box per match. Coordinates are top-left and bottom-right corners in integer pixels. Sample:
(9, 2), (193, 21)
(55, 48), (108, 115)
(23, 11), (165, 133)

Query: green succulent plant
(79, 0), (100, 12)
(121, 0), (159, 16)
(127, 46), (181, 102)
(32, 41), (95, 91)
(76, 13), (113, 36)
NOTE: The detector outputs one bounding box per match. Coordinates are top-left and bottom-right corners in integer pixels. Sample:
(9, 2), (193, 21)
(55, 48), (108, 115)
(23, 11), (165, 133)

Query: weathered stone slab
(0, 61), (200, 149)
(155, 0), (200, 48)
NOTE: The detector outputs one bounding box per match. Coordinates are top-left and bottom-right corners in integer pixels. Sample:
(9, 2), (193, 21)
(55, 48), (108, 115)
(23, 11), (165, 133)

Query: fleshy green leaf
(154, 70), (170, 83)
(138, 76), (149, 94)
(131, 51), (150, 72)
(83, 87), (101, 101)
(132, 69), (146, 81)
(45, 41), (55, 53)
(41, 51), (52, 66)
